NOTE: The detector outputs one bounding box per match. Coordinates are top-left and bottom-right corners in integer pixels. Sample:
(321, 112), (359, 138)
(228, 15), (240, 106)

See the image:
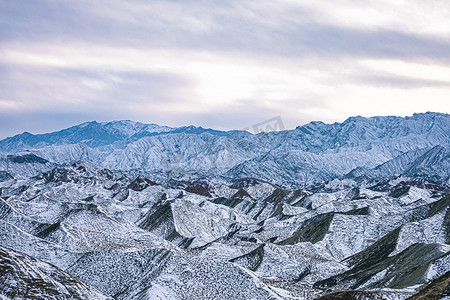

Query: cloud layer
(1, 0), (449, 138)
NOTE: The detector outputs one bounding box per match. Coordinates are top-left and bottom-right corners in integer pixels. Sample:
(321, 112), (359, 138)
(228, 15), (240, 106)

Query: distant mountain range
(0, 112), (448, 185)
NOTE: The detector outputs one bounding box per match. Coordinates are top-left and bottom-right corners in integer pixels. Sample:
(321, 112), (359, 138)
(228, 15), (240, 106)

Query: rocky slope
(0, 113), (449, 299)
(0, 160), (448, 299)
(0, 245), (112, 300)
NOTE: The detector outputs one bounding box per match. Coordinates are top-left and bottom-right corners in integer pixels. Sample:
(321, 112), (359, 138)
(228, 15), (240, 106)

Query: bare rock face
(127, 175), (158, 191)
(408, 271), (450, 300)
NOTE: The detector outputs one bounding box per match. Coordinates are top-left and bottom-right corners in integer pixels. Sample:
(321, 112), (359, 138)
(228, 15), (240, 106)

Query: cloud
(354, 74), (450, 89)
(2, 1), (450, 61)
(282, 0), (450, 37)
(0, 0), (449, 139)
(0, 62), (193, 112)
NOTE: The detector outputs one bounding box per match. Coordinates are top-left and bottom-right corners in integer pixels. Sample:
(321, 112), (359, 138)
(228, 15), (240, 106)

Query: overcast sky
(1, 0), (450, 138)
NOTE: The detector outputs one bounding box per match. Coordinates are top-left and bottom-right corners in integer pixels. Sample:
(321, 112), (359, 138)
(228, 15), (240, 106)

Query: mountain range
(0, 112), (449, 186)
(0, 112), (449, 300)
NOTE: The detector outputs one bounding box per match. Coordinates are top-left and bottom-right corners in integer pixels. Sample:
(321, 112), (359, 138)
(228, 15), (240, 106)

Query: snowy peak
(101, 120), (173, 137)
(291, 112), (450, 151)
(0, 113), (449, 186)
(0, 120), (249, 152)
(0, 121), (125, 150)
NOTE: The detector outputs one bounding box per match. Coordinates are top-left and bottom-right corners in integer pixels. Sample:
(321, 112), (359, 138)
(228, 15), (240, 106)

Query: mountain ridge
(0, 112), (449, 185)
(0, 156), (448, 299)
(2, 112), (447, 148)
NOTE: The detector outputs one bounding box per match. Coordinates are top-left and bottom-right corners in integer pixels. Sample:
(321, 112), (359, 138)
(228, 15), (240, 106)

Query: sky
(1, 0), (450, 139)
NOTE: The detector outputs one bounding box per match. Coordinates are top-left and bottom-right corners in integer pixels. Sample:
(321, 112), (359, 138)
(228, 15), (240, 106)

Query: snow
(146, 284), (177, 300)
(1, 113), (448, 185)
(0, 113), (448, 299)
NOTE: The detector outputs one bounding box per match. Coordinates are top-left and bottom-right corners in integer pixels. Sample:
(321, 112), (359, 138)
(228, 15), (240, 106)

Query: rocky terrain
(0, 112), (449, 299)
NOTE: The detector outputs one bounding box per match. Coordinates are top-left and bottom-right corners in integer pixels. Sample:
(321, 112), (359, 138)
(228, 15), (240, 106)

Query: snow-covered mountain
(346, 145), (450, 183)
(0, 112), (449, 185)
(0, 160), (448, 299)
(0, 153), (57, 180)
(0, 112), (449, 299)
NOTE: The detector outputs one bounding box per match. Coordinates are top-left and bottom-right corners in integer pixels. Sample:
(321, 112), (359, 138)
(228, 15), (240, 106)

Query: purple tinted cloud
(0, 0), (449, 138)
